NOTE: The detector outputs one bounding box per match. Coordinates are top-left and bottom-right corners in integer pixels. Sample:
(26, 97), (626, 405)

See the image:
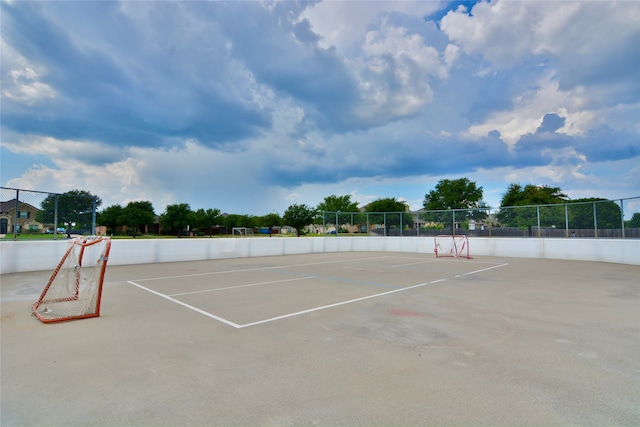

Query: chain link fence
(1, 187), (98, 240)
(321, 197), (639, 238)
(2, 186), (638, 240)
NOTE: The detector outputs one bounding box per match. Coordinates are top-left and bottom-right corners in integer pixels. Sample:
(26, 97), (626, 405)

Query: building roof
(0, 199), (41, 214)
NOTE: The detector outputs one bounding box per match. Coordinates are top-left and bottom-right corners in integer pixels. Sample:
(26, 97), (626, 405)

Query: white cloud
(364, 23), (445, 77)
(441, 1), (594, 68)
(1, 40), (56, 105)
(441, 1), (640, 93)
(3, 67), (56, 104)
(467, 72), (593, 146)
(352, 22), (448, 121)
(301, 1), (438, 52)
(4, 136), (108, 157)
(1, 0), (638, 219)
(443, 43), (460, 68)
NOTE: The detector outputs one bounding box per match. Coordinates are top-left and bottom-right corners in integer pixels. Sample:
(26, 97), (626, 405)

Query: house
(0, 199), (49, 234)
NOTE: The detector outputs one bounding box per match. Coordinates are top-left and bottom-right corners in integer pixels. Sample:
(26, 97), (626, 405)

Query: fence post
(489, 208), (493, 237)
(13, 190), (19, 240)
(565, 203), (569, 238)
(54, 194), (59, 240)
(620, 199), (625, 239)
(452, 210), (455, 236)
(92, 196), (97, 235)
(593, 201), (598, 238)
(383, 213), (387, 236)
(367, 213), (370, 236)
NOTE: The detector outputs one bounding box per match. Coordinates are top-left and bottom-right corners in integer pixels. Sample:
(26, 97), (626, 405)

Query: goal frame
(32, 236), (111, 323)
(434, 234), (472, 259)
(232, 227), (254, 237)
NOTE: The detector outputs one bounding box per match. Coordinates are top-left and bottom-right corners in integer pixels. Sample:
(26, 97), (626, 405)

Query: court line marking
(126, 280), (241, 328)
(391, 260), (438, 268)
(127, 262), (510, 329)
(454, 263), (509, 277)
(236, 279), (445, 329)
(341, 266), (386, 273)
(131, 255), (393, 282)
(168, 275), (317, 297)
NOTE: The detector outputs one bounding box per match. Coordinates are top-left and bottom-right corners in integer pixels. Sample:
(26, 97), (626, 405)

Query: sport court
(126, 253), (508, 330)
(2, 251), (639, 426)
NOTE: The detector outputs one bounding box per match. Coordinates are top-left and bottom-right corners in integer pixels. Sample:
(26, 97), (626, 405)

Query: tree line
(38, 178), (640, 237)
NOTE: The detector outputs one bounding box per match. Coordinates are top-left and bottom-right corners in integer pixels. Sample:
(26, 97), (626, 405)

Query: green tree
(120, 201), (155, 237)
(159, 203), (192, 236)
(189, 208), (222, 236)
(364, 197), (411, 234)
(283, 204), (317, 237)
(36, 189), (101, 231)
(501, 183), (567, 206)
(97, 204), (123, 235)
(317, 194), (362, 228)
(497, 184), (567, 228)
(567, 198), (621, 229)
(256, 212), (283, 228)
(627, 212), (640, 228)
(224, 214), (255, 230)
(317, 194), (359, 213)
(423, 178), (488, 224)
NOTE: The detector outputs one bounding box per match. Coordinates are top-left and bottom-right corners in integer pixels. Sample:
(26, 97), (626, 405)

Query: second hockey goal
(434, 234), (471, 259)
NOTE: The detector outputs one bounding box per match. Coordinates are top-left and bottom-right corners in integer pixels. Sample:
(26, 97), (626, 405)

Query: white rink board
(1, 237), (638, 274)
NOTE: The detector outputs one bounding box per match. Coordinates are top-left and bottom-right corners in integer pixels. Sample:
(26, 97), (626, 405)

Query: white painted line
(132, 255), (393, 282)
(237, 281), (432, 329)
(168, 275), (317, 297)
(127, 280), (242, 328)
(342, 266), (386, 273)
(392, 260), (438, 268)
(237, 263), (510, 328)
(454, 263), (509, 278)
(128, 261), (510, 329)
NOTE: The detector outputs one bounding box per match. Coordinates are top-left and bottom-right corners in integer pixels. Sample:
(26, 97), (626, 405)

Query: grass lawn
(1, 231), (372, 241)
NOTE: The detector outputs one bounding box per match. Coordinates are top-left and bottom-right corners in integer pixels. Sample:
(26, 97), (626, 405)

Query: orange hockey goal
(434, 234), (471, 259)
(32, 236), (111, 323)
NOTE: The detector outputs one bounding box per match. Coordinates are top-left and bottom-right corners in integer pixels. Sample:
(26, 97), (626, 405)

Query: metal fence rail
(2, 186), (638, 240)
(322, 196), (640, 238)
(1, 187), (98, 240)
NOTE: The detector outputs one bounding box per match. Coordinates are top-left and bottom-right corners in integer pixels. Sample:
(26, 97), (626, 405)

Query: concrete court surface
(1, 251), (639, 427)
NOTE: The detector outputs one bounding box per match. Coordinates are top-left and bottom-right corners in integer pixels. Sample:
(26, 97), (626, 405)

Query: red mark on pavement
(388, 308), (422, 317)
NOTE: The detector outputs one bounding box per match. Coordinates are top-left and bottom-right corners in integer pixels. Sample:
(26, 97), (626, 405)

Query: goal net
(434, 234), (471, 259)
(32, 236), (111, 323)
(232, 227), (254, 237)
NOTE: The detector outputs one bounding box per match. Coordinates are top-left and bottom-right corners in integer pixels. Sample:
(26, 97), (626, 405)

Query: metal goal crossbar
(434, 234), (472, 259)
(32, 236), (111, 323)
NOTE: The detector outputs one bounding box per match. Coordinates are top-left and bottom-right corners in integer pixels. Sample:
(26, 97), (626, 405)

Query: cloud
(1, 1), (272, 148)
(301, 1), (439, 52)
(3, 135), (125, 165)
(537, 113), (565, 134)
(440, 1), (640, 100)
(1, 1), (638, 217)
(2, 66), (56, 104)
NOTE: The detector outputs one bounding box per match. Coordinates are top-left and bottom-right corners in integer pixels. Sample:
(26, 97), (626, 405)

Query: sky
(1, 0), (639, 217)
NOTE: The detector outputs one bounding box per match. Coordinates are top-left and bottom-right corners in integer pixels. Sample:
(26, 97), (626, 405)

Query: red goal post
(32, 236), (111, 323)
(434, 234), (472, 259)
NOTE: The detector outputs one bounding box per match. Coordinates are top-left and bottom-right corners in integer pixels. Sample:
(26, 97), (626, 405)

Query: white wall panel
(1, 237), (638, 274)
